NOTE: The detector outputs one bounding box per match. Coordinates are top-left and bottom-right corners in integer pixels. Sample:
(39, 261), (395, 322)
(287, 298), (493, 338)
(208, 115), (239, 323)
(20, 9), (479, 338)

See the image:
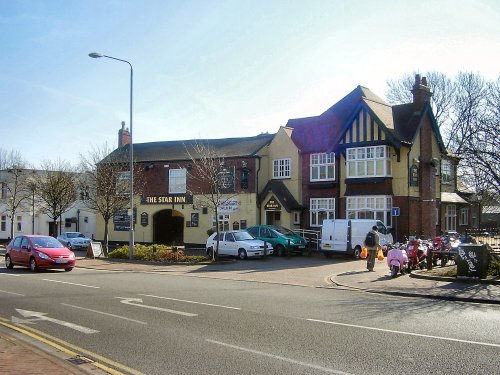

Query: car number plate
(298, 245), (305, 249)
(56, 259), (68, 264)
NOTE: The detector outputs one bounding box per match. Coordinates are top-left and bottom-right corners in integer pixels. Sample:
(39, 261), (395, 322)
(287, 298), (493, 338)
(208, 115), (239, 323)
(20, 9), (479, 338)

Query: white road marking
(0, 289), (25, 296)
(42, 279), (100, 288)
(138, 294), (241, 310)
(0, 273), (21, 277)
(115, 297), (197, 317)
(14, 309), (99, 334)
(206, 339), (352, 374)
(61, 303), (147, 325)
(307, 319), (500, 348)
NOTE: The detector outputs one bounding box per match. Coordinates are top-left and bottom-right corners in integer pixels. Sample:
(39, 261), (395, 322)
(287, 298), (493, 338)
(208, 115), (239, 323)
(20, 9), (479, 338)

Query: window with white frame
(459, 207), (469, 226)
(446, 204), (457, 231)
(441, 160), (452, 184)
(310, 198), (335, 227)
(346, 196), (393, 227)
(1, 182), (6, 199)
(213, 214), (230, 232)
(310, 152), (335, 181)
(16, 215), (22, 232)
(169, 168), (187, 194)
(116, 171), (130, 195)
(346, 146), (392, 178)
(273, 158), (291, 179)
(1, 215), (6, 232)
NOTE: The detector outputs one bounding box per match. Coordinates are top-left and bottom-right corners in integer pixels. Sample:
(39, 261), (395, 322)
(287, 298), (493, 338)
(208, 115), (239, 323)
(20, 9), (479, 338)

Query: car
(206, 230), (273, 259)
(5, 235), (76, 272)
(57, 232), (91, 250)
(247, 225), (308, 256)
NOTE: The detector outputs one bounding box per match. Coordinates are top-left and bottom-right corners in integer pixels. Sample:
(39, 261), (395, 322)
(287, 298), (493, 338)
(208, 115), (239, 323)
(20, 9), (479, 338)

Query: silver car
(206, 230), (273, 259)
(57, 232), (91, 250)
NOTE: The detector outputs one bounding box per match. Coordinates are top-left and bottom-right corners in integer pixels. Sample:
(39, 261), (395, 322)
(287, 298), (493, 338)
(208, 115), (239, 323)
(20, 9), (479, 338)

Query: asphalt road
(0, 264), (499, 375)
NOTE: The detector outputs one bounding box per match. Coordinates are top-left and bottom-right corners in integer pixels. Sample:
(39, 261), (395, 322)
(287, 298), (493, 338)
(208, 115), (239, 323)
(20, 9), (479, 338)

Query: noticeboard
(88, 242), (103, 258)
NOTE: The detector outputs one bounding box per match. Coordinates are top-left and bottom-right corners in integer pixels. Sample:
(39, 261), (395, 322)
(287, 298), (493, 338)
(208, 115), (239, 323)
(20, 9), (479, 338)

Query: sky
(1, 0), (499, 167)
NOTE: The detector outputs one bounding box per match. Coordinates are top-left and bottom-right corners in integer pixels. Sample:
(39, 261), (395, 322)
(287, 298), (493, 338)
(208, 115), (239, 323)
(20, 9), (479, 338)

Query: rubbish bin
(456, 244), (490, 279)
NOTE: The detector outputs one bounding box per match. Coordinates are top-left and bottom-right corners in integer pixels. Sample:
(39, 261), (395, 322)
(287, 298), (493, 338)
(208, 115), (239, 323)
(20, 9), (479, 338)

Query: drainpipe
(256, 156), (262, 225)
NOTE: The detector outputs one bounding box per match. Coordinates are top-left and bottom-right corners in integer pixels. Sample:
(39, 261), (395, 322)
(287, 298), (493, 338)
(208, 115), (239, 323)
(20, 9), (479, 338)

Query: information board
(89, 242), (103, 258)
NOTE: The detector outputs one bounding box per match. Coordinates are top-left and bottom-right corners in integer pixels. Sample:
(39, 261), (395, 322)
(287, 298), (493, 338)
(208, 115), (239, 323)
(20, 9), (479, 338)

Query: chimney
(118, 121), (131, 147)
(411, 74), (432, 112)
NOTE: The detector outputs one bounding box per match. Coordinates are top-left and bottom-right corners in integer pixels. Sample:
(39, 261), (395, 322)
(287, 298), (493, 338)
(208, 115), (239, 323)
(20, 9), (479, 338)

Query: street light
(89, 52), (135, 260)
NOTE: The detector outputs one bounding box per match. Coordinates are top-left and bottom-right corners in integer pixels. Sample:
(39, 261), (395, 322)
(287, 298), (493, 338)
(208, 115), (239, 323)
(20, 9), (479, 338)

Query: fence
(292, 228), (321, 251)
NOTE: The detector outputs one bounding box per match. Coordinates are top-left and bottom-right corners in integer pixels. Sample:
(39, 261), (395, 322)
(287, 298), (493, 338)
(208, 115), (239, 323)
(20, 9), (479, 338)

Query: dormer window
(441, 160), (452, 184)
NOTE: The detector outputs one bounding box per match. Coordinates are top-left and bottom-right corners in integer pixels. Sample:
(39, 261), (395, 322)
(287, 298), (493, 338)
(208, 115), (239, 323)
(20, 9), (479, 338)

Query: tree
(36, 160), (77, 237)
(0, 165), (31, 239)
(184, 141), (237, 261)
(385, 71), (500, 206)
(79, 143), (145, 255)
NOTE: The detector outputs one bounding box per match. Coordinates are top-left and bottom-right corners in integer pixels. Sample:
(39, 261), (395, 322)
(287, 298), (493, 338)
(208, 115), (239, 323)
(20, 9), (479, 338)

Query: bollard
(287, 239), (291, 259)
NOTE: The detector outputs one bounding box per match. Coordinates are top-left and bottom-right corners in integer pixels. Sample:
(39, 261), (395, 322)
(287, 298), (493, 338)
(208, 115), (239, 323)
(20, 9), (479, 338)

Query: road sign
(391, 207), (400, 217)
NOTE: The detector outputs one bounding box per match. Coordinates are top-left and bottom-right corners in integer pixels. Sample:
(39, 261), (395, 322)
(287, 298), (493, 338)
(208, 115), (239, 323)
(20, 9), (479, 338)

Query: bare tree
(0, 149), (25, 171)
(79, 143), (145, 255)
(385, 71), (500, 205)
(36, 160), (77, 237)
(0, 162), (31, 239)
(184, 141), (238, 260)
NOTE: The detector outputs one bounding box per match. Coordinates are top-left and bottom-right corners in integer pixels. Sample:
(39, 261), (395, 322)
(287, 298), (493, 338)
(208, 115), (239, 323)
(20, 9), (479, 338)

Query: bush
(108, 244), (209, 263)
(488, 260), (500, 277)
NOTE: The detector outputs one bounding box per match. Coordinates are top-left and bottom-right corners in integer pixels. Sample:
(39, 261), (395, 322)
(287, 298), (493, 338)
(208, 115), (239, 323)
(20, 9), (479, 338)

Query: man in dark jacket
(366, 226), (380, 272)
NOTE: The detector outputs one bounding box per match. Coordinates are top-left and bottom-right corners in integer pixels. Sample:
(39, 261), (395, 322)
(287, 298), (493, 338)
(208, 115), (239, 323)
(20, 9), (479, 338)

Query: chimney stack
(118, 121), (131, 147)
(411, 74), (432, 112)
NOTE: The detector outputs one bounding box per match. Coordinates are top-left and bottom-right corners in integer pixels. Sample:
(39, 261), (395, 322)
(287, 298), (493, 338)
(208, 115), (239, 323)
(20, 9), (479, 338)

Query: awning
(441, 192), (467, 204)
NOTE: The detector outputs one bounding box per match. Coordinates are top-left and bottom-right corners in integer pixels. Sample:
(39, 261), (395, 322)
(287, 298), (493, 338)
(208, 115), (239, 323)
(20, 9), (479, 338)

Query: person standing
(365, 225), (380, 272)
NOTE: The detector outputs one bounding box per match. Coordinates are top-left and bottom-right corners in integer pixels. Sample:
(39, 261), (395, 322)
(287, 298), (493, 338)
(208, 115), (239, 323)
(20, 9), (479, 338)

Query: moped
(386, 243), (409, 277)
(406, 236), (428, 271)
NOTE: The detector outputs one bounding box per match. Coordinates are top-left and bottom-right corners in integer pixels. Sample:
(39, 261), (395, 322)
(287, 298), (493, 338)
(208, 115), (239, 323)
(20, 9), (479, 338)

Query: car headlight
(69, 252), (75, 260)
(249, 245), (261, 250)
(37, 252), (51, 260)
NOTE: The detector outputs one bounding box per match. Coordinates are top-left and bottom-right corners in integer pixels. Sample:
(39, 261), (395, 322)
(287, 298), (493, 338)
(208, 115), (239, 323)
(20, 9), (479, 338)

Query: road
(0, 262), (499, 375)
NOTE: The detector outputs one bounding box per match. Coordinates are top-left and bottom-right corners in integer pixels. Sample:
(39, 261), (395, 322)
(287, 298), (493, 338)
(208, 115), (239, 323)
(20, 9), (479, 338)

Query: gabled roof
(257, 180), (303, 212)
(106, 133), (275, 163)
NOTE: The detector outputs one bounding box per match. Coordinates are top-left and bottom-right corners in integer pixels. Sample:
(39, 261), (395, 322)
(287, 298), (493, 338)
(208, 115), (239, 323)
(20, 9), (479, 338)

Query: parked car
(57, 232), (91, 250)
(206, 230), (273, 259)
(5, 235), (76, 272)
(247, 225), (308, 256)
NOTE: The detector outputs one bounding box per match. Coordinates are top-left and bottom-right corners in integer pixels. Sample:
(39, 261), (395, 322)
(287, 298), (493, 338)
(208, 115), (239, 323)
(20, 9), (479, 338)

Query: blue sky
(1, 0), (499, 167)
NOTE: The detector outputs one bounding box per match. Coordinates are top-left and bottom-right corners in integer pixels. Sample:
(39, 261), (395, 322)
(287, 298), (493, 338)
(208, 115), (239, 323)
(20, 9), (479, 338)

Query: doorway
(265, 211), (281, 226)
(153, 209), (184, 245)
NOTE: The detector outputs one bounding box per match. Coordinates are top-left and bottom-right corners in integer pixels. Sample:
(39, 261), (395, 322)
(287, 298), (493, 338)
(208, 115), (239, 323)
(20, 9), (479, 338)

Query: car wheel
(29, 257), (38, 272)
(352, 246), (361, 259)
(275, 245), (285, 257)
(64, 268), (73, 272)
(238, 249), (247, 260)
(67, 242), (73, 250)
(207, 247), (214, 257)
(5, 255), (14, 269)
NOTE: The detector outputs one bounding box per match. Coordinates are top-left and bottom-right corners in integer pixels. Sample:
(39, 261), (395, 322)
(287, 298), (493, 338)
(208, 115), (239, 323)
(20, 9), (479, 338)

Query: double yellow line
(0, 316), (144, 375)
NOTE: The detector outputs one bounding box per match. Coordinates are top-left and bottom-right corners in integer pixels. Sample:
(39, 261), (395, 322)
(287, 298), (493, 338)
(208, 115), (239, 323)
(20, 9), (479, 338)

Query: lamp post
(89, 52), (134, 260)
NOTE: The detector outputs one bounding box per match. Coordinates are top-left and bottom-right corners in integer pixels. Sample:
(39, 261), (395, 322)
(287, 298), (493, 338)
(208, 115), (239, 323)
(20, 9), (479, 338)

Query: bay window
(346, 196), (392, 227)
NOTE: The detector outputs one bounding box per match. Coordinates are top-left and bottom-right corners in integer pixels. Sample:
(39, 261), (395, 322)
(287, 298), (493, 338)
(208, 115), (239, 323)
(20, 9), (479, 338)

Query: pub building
(97, 76), (472, 247)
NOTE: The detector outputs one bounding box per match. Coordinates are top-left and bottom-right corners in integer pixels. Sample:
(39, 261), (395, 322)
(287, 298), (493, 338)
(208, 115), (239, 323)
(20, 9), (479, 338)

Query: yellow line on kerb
(0, 318), (144, 375)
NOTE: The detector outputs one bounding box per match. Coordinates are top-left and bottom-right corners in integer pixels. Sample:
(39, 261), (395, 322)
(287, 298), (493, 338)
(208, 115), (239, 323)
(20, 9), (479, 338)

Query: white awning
(441, 192), (467, 203)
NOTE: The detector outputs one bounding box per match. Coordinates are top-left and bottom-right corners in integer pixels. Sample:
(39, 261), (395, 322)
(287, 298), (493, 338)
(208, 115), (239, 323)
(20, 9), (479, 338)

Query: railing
(292, 228), (321, 251)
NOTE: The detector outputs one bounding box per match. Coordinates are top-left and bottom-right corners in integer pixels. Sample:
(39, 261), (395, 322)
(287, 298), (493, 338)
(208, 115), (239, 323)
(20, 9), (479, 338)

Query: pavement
(0, 249), (499, 374)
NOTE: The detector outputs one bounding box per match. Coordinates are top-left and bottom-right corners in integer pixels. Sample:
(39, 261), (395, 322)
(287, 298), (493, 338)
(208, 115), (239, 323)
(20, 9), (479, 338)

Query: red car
(5, 235), (76, 272)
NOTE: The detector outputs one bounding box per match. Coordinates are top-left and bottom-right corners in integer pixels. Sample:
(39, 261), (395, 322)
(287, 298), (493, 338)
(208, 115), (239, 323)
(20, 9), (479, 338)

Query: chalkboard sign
(89, 242), (103, 258)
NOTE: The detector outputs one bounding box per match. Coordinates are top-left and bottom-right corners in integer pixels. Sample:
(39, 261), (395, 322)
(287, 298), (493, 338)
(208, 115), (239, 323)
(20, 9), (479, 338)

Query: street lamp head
(89, 52), (104, 58)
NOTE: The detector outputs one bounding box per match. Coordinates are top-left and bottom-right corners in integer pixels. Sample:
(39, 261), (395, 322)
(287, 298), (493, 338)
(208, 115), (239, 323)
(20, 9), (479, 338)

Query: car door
(8, 236), (22, 264)
(223, 233), (238, 256)
(18, 236), (31, 266)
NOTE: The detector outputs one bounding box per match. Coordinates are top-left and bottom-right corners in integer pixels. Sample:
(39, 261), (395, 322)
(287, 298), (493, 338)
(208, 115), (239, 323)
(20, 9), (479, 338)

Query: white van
(320, 219), (393, 259)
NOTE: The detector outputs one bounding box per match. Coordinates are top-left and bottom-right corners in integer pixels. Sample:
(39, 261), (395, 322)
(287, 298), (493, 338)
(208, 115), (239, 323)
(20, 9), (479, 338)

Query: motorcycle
(406, 236), (428, 271)
(386, 243), (409, 277)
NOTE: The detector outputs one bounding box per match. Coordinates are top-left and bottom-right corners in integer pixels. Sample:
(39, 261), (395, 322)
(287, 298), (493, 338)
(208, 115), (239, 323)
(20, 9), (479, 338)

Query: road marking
(138, 294), (241, 310)
(42, 279), (100, 288)
(0, 319), (142, 375)
(206, 339), (352, 374)
(307, 319), (500, 348)
(14, 309), (99, 334)
(0, 273), (21, 276)
(0, 289), (25, 296)
(61, 303), (147, 325)
(115, 297), (198, 317)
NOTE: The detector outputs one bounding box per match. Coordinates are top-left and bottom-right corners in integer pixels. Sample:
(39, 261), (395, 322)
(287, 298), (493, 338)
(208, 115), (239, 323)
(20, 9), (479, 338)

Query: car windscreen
(273, 226), (295, 236)
(233, 232), (255, 241)
(32, 237), (65, 248)
(66, 233), (79, 238)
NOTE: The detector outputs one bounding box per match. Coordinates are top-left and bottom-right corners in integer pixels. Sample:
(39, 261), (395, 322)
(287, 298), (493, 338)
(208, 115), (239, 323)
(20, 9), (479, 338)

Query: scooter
(406, 236), (428, 271)
(386, 243), (409, 277)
